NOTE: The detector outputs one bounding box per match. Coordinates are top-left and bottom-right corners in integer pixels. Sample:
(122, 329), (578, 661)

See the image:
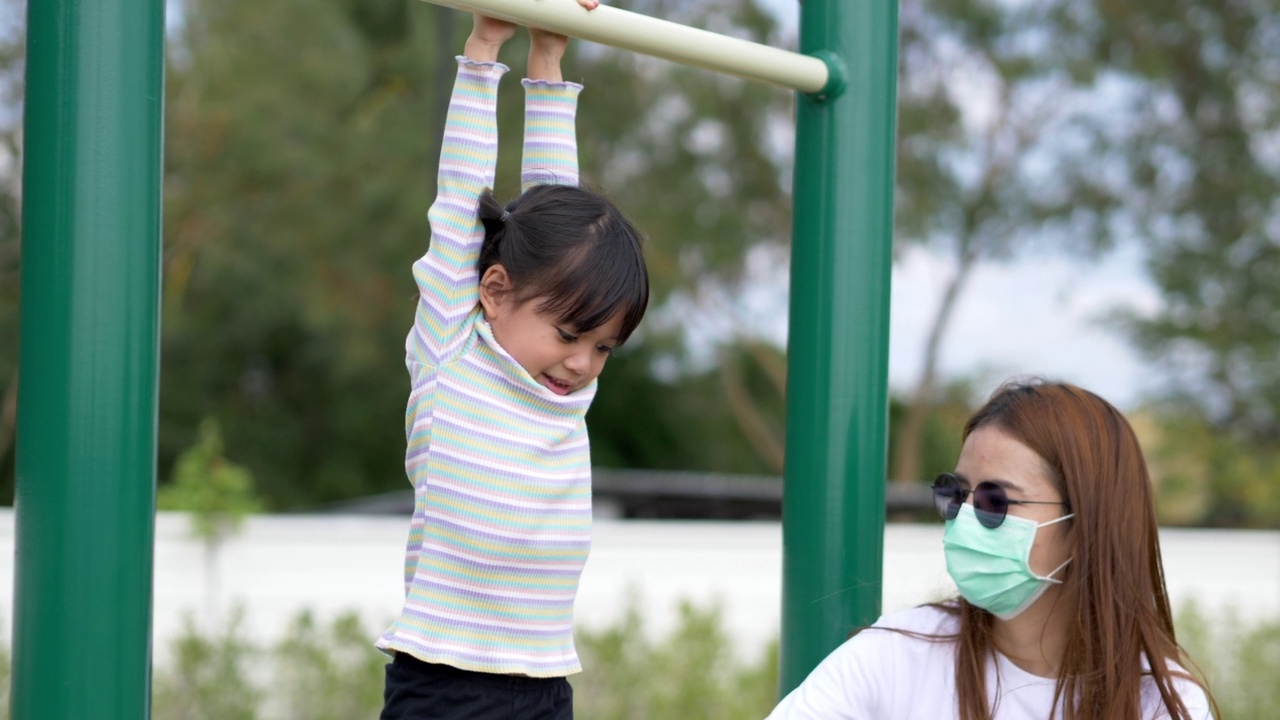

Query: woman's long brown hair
(948, 380), (1216, 720)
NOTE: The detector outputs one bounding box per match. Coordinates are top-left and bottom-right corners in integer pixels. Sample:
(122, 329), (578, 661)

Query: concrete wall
(1, 510), (1276, 661)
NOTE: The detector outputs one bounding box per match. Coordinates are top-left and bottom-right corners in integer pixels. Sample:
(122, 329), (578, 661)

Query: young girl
(377, 4), (648, 718)
(768, 380), (1216, 720)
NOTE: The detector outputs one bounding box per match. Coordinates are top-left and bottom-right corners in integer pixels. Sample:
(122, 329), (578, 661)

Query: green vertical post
(779, 0), (899, 695)
(13, 0), (165, 716)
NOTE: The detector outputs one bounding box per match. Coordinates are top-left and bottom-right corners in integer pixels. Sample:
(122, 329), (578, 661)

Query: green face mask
(943, 503), (1073, 620)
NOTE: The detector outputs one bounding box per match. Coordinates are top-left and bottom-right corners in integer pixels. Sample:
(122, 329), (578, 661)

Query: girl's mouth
(542, 374), (572, 395)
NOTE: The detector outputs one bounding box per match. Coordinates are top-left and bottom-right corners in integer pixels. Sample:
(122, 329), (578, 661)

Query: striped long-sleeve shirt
(375, 58), (594, 678)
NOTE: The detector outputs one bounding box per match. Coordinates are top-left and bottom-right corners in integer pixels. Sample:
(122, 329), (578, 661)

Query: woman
(767, 380), (1215, 719)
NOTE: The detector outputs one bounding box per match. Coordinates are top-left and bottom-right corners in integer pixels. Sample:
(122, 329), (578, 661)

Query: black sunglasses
(931, 472), (1070, 529)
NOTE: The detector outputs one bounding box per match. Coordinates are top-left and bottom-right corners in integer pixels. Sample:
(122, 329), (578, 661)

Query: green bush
(271, 610), (387, 720)
(149, 600), (779, 720)
(151, 607), (386, 720)
(1176, 602), (1280, 718)
(152, 608), (263, 720)
(0, 636), (8, 720)
(0, 602), (1275, 717)
(571, 600), (778, 720)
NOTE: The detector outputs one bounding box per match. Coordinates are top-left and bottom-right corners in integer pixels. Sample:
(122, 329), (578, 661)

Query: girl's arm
(407, 18), (514, 364)
(521, 2), (597, 191)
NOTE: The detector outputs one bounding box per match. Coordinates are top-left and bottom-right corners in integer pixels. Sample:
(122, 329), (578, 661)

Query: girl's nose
(563, 347), (591, 375)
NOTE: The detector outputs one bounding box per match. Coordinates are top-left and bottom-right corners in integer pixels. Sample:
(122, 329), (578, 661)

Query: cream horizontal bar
(418, 0), (831, 93)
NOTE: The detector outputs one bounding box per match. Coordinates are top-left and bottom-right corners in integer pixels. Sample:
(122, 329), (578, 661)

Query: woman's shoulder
(765, 605), (961, 719)
(817, 604), (959, 666)
(868, 603), (961, 637)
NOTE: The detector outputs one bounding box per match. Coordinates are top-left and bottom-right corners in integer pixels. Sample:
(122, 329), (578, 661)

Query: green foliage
(589, 342), (785, 475)
(887, 379), (976, 483)
(273, 611), (388, 720)
(142, 600), (778, 719)
(572, 600), (779, 720)
(157, 418), (262, 541)
(575, 0), (793, 299)
(890, 0), (1127, 486)
(0, 602), (1277, 717)
(896, 0), (1122, 258)
(0, 631), (8, 720)
(1176, 603), (1280, 719)
(160, 0), (452, 509)
(148, 600), (777, 720)
(717, 341), (787, 474)
(1039, 0), (1280, 440)
(151, 608), (386, 720)
(1137, 403), (1280, 528)
(152, 609), (264, 720)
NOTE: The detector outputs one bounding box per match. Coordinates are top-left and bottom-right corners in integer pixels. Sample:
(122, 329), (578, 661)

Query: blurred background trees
(0, 2), (22, 505)
(0, 0), (1277, 527)
(890, 0), (1125, 486)
(1038, 0), (1280, 527)
(1043, 0), (1280, 443)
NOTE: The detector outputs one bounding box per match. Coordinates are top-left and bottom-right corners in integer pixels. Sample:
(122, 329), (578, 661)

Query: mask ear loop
(1038, 512), (1075, 528)
(1033, 512), (1075, 583)
(1037, 557), (1072, 584)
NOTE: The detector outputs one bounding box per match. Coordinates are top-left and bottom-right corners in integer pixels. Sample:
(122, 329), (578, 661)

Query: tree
(718, 340), (786, 474)
(0, 0), (23, 502)
(575, 0), (794, 302)
(586, 342), (784, 476)
(890, 0), (1122, 485)
(1041, 0), (1280, 440)
(160, 0), (442, 508)
(158, 418), (261, 621)
(156, 0), (796, 508)
(1134, 401), (1280, 528)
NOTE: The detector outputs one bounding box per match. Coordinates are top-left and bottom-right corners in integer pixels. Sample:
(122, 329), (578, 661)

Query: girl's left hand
(529, 0), (599, 72)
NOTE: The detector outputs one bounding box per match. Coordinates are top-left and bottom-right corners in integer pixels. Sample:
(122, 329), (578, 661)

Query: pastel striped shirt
(375, 58), (594, 678)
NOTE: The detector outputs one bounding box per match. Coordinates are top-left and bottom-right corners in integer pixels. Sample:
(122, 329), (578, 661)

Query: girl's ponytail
(477, 188), (518, 277)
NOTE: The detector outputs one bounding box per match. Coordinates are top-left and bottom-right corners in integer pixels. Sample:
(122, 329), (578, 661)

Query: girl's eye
(557, 328), (577, 343)
(596, 345), (614, 356)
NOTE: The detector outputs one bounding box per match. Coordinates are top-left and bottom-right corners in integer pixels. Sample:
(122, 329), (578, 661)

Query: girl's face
(953, 426), (1072, 578)
(483, 290), (622, 396)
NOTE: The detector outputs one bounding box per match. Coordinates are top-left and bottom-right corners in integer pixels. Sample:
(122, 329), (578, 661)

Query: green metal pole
(780, 0), (898, 695)
(13, 0), (165, 716)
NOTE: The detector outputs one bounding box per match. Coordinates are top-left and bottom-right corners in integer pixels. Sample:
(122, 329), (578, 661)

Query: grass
(0, 600), (1272, 718)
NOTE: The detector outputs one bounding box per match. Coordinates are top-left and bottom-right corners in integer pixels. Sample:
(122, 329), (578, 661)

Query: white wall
(1, 510), (1276, 662)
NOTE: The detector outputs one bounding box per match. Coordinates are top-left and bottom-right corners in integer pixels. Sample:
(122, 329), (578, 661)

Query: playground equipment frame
(14, 0), (898, 714)
(421, 0), (837, 93)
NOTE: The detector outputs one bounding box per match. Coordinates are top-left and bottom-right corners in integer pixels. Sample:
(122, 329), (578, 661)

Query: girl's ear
(479, 264), (514, 320)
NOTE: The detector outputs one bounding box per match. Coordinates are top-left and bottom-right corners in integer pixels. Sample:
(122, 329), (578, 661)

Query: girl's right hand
(466, 14), (518, 62)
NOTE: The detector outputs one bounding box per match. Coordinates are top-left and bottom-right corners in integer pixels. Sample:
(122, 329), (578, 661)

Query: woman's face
(954, 425), (1072, 578)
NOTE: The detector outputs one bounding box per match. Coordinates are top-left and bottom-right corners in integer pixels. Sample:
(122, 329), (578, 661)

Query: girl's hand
(466, 14), (518, 63)
(528, 0), (600, 81)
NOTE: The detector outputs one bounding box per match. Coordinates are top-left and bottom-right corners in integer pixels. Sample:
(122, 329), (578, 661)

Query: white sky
(888, 247), (1159, 407)
(677, 243), (1161, 411)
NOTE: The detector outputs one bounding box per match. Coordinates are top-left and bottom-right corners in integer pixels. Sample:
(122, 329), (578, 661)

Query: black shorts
(380, 652), (573, 720)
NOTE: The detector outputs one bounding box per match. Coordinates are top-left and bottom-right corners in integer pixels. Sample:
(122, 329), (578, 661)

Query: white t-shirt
(767, 605), (1212, 720)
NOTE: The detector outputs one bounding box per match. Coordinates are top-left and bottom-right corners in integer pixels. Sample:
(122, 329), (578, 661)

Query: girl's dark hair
(477, 184), (649, 344)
